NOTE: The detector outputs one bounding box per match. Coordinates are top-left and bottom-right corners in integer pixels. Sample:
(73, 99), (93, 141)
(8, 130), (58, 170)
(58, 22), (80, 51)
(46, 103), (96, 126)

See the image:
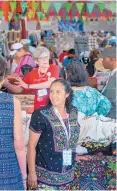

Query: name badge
(63, 149), (72, 166)
(38, 89), (48, 97)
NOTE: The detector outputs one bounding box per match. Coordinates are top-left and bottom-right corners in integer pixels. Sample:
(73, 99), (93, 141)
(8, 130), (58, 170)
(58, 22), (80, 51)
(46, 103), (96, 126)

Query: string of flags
(0, 1), (116, 22)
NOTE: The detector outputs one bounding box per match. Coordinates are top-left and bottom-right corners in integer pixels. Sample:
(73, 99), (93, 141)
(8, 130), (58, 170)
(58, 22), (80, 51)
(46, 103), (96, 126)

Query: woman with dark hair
(64, 60), (111, 116)
(0, 58), (26, 189)
(27, 79), (86, 190)
(86, 49), (100, 76)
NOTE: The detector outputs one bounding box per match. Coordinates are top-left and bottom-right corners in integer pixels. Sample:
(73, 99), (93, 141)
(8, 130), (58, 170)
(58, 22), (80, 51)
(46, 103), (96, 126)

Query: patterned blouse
(72, 87), (111, 116)
(29, 105), (80, 186)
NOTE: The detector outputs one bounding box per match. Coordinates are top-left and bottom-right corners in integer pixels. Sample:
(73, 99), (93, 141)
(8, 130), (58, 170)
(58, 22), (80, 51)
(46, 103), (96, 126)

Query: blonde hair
(33, 46), (50, 60)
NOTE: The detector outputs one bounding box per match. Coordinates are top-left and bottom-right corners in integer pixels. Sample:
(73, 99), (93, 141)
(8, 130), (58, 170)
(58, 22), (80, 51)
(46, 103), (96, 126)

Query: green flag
(10, 1), (17, 12)
(87, 3), (94, 13)
(66, 16), (70, 21)
(0, 11), (3, 19)
(98, 2), (105, 12)
(76, 3), (84, 13)
(32, 2), (39, 12)
(110, 2), (116, 13)
(21, 2), (27, 13)
(54, 2), (62, 13)
(65, 2), (72, 13)
(42, 2), (50, 13)
(37, 12), (42, 20)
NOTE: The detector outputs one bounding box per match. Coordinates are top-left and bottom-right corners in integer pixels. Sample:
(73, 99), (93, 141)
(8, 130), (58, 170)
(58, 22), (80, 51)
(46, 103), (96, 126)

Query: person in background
(9, 43), (36, 78)
(59, 46), (69, 63)
(27, 79), (87, 190)
(86, 49), (100, 77)
(8, 19), (20, 31)
(101, 47), (116, 119)
(4, 46), (59, 111)
(63, 60), (111, 117)
(62, 49), (80, 67)
(0, 58), (26, 190)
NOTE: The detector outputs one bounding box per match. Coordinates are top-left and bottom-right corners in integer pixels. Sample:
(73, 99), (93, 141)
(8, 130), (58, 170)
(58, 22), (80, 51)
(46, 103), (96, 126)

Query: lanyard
(53, 106), (71, 147)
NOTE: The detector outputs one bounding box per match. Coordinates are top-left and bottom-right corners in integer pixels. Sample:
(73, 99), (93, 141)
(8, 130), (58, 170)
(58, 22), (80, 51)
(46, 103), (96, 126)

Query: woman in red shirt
(4, 46), (59, 111)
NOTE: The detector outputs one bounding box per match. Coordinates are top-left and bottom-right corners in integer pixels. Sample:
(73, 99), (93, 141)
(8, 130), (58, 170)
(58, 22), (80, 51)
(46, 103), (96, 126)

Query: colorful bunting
(57, 16), (61, 21)
(82, 16), (86, 22)
(0, 11), (3, 19)
(0, 1), (3, 10)
(65, 2), (72, 13)
(27, 11), (35, 20)
(21, 2), (27, 13)
(37, 12), (42, 20)
(92, 12), (96, 17)
(76, 3), (84, 13)
(32, 2), (39, 12)
(54, 2), (62, 13)
(84, 12), (89, 17)
(66, 16), (70, 21)
(76, 11), (80, 17)
(42, 2), (50, 13)
(87, 3), (94, 14)
(110, 2), (116, 13)
(9, 1), (16, 12)
(8, 12), (13, 21)
(98, 2), (105, 12)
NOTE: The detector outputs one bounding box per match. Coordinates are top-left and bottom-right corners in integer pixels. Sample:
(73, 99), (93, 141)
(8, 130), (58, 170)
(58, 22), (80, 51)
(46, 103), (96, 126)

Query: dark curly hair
(49, 79), (74, 113)
(64, 60), (89, 87)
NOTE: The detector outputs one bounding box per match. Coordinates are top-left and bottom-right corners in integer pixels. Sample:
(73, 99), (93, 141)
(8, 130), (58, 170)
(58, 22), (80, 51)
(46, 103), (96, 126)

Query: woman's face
(50, 82), (69, 108)
(38, 55), (49, 69)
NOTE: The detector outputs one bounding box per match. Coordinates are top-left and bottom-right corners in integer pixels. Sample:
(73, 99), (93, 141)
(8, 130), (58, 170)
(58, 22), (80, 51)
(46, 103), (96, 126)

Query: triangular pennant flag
(65, 2), (72, 13)
(0, 11), (3, 19)
(49, 12), (55, 16)
(84, 12), (89, 17)
(92, 12), (96, 17)
(32, 2), (39, 12)
(10, 1), (17, 12)
(57, 16), (61, 21)
(82, 16), (86, 22)
(37, 12), (42, 20)
(42, 2), (50, 13)
(108, 12), (113, 17)
(100, 12), (105, 17)
(41, 14), (45, 21)
(114, 16), (116, 22)
(66, 16), (70, 21)
(21, 2), (27, 13)
(0, 2), (3, 10)
(98, 2), (105, 12)
(27, 11), (34, 19)
(8, 12), (13, 20)
(110, 2), (116, 13)
(76, 3), (84, 13)
(59, 10), (63, 17)
(87, 3), (94, 14)
(76, 11), (80, 17)
(54, 2), (62, 14)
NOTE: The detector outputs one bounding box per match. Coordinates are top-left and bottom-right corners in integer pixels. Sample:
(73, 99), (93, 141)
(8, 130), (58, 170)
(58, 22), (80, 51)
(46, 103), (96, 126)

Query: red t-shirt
(59, 52), (68, 63)
(23, 65), (59, 111)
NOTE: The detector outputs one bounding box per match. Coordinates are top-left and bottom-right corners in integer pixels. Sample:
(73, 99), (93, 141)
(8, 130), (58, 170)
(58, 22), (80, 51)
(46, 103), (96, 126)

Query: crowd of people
(0, 29), (116, 190)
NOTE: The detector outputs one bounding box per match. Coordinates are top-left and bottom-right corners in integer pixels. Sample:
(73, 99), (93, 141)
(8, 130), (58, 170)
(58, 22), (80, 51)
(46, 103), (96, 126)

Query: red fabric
(59, 52), (68, 62)
(23, 65), (59, 111)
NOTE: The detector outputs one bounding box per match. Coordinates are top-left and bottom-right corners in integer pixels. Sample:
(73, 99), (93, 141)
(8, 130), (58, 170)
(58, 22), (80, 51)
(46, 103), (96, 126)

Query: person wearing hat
(9, 42), (36, 78)
(101, 47), (116, 119)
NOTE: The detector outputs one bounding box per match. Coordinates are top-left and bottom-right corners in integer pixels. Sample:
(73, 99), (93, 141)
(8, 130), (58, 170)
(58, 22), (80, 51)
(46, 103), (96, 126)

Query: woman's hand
(75, 155), (89, 162)
(28, 172), (37, 189)
(15, 77), (28, 89)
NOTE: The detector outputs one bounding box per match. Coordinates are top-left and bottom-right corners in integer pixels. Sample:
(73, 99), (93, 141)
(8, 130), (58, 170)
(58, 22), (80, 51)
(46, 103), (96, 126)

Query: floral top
(29, 105), (80, 186)
(72, 87), (111, 116)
